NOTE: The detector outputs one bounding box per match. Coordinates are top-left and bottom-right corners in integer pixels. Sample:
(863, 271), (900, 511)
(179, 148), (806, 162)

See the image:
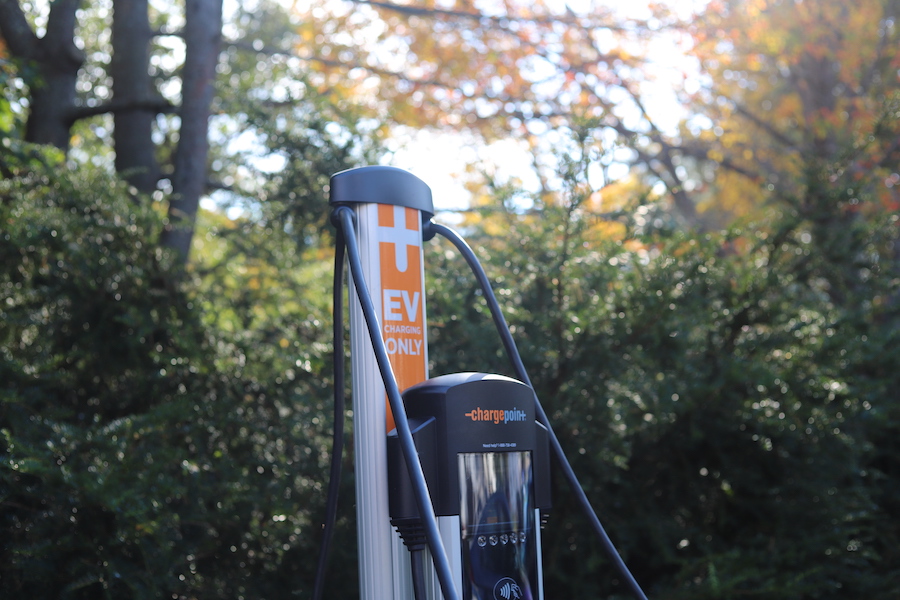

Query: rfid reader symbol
(493, 577), (523, 600)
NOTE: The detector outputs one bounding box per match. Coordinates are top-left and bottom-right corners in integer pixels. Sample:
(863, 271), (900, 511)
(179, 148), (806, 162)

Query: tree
(290, 0), (708, 223)
(157, 0), (222, 259)
(424, 123), (900, 596)
(110, 0), (163, 194)
(0, 0), (220, 264)
(1, 0), (726, 261)
(681, 0), (900, 224)
(0, 0), (83, 149)
(0, 104), (370, 599)
(1, 4), (378, 596)
(4, 0), (900, 597)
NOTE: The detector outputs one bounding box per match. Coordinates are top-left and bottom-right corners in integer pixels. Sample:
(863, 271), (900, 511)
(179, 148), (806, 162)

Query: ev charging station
(324, 165), (647, 600)
(329, 166), (434, 600)
(388, 373), (551, 600)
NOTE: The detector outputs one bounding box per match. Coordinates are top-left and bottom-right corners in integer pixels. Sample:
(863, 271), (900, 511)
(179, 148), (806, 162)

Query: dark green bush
(425, 193), (900, 598)
(0, 159), (353, 599)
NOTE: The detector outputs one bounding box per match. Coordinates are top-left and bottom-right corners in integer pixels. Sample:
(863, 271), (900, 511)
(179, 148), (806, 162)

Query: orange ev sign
(377, 204), (427, 432)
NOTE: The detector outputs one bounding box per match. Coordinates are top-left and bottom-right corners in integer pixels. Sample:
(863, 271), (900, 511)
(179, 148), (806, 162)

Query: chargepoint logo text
(464, 407), (528, 425)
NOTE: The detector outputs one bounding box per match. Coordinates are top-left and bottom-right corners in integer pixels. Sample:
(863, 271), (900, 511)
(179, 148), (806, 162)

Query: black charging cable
(330, 207), (460, 600)
(410, 551), (429, 600)
(314, 211), (647, 600)
(315, 211), (451, 600)
(429, 221), (649, 600)
(401, 528), (430, 600)
(312, 226), (348, 600)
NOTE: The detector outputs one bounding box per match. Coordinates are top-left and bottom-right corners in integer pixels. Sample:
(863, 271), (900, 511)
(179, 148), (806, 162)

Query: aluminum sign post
(329, 166), (435, 600)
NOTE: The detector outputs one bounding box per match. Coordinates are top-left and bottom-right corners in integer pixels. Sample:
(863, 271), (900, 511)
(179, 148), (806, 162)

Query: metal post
(329, 166), (434, 600)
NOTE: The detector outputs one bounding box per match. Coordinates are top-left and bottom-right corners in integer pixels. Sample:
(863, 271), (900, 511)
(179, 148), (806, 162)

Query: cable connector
(392, 517), (428, 552)
(392, 517), (430, 600)
(422, 219), (437, 242)
(329, 205), (354, 229)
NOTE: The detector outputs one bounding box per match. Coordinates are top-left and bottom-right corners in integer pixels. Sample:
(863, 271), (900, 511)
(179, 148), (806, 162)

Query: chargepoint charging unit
(389, 373), (551, 600)
(319, 166), (647, 600)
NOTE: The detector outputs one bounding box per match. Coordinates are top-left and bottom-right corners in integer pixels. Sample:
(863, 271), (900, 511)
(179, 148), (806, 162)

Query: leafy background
(2, 0), (900, 598)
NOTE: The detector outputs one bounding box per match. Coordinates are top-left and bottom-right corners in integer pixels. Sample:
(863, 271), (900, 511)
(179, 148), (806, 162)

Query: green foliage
(0, 155), (354, 599)
(425, 161), (900, 598)
(3, 126), (899, 600)
(2, 4), (899, 589)
(0, 58), (17, 136)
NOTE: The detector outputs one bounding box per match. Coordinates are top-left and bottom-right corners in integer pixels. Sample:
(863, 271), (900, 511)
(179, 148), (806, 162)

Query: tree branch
(731, 100), (800, 152)
(348, 0), (618, 28)
(224, 39), (450, 90)
(206, 179), (234, 193)
(675, 138), (764, 181)
(67, 96), (176, 122)
(0, 0), (40, 59)
(44, 0), (85, 67)
(151, 26), (185, 38)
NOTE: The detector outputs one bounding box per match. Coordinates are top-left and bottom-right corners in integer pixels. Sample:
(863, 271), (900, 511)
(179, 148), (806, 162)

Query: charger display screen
(459, 451), (538, 600)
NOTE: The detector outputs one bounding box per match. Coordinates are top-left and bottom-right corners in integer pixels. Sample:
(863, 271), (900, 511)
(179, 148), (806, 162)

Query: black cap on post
(329, 166), (434, 220)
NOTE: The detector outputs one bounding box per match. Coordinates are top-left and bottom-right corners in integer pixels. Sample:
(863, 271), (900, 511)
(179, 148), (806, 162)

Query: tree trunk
(0, 0), (84, 150)
(159, 0), (223, 264)
(111, 0), (159, 193)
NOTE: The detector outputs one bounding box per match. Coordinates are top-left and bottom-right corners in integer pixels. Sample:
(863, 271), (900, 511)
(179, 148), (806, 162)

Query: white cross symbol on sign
(378, 205), (420, 273)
